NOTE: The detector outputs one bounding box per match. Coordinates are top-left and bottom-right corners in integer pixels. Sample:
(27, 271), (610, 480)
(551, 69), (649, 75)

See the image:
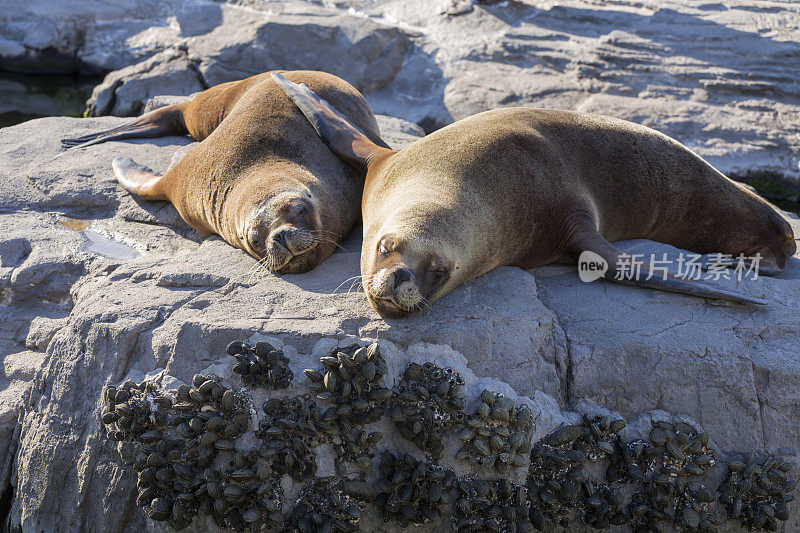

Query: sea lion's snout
(392, 267), (412, 289)
(245, 196), (323, 273)
(365, 234), (454, 318)
(367, 265), (425, 318)
(268, 225), (315, 256)
(750, 216), (797, 276)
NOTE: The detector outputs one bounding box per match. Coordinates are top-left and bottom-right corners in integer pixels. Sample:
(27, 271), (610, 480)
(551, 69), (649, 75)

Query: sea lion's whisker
(333, 275), (363, 294)
(307, 229), (342, 238)
(246, 255), (273, 282)
(348, 274), (376, 296)
(308, 234), (346, 252)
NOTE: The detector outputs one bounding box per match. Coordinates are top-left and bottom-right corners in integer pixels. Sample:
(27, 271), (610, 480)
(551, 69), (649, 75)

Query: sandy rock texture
(2, 0), (798, 180)
(0, 98), (798, 531)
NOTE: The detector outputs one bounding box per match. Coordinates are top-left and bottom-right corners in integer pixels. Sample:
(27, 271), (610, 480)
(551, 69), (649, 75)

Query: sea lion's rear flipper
(270, 72), (394, 169)
(568, 223), (768, 306)
(61, 104), (187, 150)
(111, 157), (167, 201)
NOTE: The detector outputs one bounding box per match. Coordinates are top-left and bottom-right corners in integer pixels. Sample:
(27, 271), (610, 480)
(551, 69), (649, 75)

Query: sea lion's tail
(571, 223), (768, 306)
(111, 157), (166, 201)
(269, 72), (393, 168)
(61, 104), (188, 150)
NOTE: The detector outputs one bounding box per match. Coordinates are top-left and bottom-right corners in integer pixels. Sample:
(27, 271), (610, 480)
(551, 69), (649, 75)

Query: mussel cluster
(390, 362), (466, 459)
(284, 477), (371, 533)
(527, 415), (629, 529)
(718, 453), (795, 531)
(451, 477), (534, 533)
(304, 343), (390, 472)
(304, 343), (390, 426)
(228, 340), (293, 389)
(457, 389), (534, 473)
(668, 481), (721, 532)
(102, 342), (798, 533)
(624, 421), (720, 532)
(201, 450), (284, 531)
(525, 415), (795, 533)
(580, 482), (628, 530)
(103, 380), (162, 444)
(256, 395), (326, 481)
(374, 451), (457, 527)
(101, 375), (282, 531)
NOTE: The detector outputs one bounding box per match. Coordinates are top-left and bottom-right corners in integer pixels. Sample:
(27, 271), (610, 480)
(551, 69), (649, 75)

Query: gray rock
(2, 106), (800, 530)
(87, 48), (206, 117)
(0, 0), (182, 73)
(6, 0), (796, 180)
(83, 1), (411, 117)
(356, 0), (800, 179)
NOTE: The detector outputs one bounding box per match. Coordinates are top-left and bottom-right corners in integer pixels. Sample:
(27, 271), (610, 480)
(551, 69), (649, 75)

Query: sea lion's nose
(392, 267), (411, 289)
(272, 228), (289, 249)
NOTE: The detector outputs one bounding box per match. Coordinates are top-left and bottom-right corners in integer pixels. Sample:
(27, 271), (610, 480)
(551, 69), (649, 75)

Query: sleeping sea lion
(62, 70), (386, 273)
(271, 73), (795, 317)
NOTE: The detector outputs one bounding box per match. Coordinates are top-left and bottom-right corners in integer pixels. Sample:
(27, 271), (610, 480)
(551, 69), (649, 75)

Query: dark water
(0, 71), (100, 128)
(731, 171), (800, 216)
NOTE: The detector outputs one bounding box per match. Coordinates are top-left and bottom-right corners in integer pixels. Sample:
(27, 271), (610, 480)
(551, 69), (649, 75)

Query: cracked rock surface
(3, 0), (799, 180)
(1, 97), (799, 531)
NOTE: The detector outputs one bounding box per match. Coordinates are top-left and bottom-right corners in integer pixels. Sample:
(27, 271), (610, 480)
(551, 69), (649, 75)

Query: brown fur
(268, 73), (795, 316)
(358, 109), (795, 316)
(66, 70), (383, 273)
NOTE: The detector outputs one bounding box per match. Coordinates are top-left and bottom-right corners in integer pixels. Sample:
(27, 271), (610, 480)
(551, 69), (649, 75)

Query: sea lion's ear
(271, 72), (395, 169)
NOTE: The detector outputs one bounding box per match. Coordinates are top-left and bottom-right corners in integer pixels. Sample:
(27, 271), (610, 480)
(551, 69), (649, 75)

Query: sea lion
(61, 70), (386, 273)
(272, 73), (796, 317)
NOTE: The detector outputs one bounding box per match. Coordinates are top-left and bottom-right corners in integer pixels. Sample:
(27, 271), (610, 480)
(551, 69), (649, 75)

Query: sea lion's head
(242, 190), (325, 274)
(729, 184), (797, 276)
(362, 206), (469, 318)
(745, 207), (797, 276)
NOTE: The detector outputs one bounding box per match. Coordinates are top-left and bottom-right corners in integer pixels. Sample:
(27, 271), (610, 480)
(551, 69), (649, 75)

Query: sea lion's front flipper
(111, 157), (167, 201)
(270, 72), (394, 169)
(61, 104), (187, 150)
(568, 222), (768, 306)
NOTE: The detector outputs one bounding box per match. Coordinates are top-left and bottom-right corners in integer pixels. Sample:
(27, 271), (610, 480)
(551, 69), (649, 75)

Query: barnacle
(390, 362), (465, 459)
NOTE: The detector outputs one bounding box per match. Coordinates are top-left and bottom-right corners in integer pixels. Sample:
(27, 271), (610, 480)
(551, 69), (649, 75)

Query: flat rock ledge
(0, 109), (799, 532)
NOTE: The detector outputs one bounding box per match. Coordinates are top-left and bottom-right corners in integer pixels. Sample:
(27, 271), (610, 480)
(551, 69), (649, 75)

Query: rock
(82, 1), (411, 117)
(5, 0), (797, 179)
(87, 48), (206, 117)
(141, 94), (200, 114)
(359, 0), (800, 180)
(2, 105), (800, 530)
(0, 0), (182, 73)
(532, 235), (800, 455)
